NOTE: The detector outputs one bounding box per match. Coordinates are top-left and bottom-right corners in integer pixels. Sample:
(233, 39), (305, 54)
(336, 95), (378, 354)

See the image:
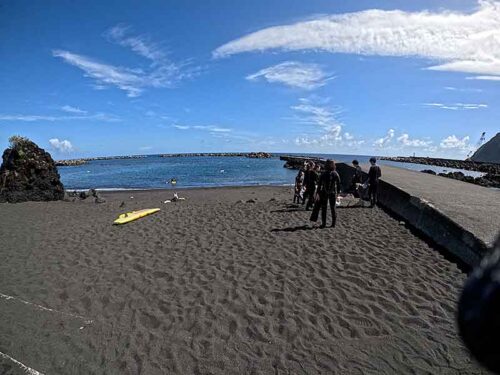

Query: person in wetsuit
(310, 159), (341, 228)
(367, 157), (382, 207)
(304, 162), (318, 210)
(350, 159), (363, 197)
(293, 164), (306, 203)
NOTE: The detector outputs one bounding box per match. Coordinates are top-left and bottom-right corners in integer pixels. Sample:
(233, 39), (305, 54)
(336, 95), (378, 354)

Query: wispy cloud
(444, 86), (483, 93)
(246, 61), (334, 90)
(0, 112), (119, 122)
(213, 1), (500, 80)
(422, 102), (488, 110)
(49, 138), (74, 153)
(53, 24), (197, 97)
(173, 124), (190, 130)
(291, 97), (356, 147)
(172, 124), (232, 133)
(61, 105), (87, 114)
(467, 75), (500, 81)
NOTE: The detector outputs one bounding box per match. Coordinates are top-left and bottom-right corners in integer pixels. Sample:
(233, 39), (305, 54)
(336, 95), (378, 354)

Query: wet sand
(0, 186), (487, 374)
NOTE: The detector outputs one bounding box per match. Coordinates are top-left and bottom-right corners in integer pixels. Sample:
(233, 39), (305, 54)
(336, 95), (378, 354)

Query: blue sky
(1, 0), (499, 158)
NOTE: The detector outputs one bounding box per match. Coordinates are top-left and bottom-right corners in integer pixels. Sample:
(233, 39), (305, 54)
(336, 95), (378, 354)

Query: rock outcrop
(436, 171), (500, 189)
(470, 133), (500, 164)
(0, 136), (65, 203)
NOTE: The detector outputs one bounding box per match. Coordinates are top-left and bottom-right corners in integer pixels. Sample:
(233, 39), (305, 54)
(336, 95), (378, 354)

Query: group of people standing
(293, 157), (382, 228)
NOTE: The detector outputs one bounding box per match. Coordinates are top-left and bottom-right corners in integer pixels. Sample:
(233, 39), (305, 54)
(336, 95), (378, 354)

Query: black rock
(421, 169), (436, 175)
(0, 136), (65, 203)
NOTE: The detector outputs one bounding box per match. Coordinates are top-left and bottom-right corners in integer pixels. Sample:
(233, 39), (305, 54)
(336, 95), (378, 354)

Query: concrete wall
(336, 163), (486, 267)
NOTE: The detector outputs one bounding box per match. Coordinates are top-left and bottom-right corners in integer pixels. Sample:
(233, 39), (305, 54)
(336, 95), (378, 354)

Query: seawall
(280, 156), (499, 267)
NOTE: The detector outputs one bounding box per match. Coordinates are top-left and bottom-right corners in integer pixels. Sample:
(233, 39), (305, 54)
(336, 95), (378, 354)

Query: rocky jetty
(0, 136), (65, 203)
(432, 171), (500, 189)
(281, 155), (326, 169)
(247, 152), (272, 158)
(56, 159), (87, 166)
(160, 152), (274, 158)
(381, 156), (500, 174)
(56, 155), (148, 167)
(470, 132), (500, 164)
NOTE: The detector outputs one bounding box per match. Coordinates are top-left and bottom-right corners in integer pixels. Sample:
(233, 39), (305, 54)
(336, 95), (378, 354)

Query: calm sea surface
(58, 154), (483, 190)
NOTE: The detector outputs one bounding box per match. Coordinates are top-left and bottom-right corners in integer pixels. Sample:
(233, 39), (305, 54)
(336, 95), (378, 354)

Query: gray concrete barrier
(336, 163), (487, 266)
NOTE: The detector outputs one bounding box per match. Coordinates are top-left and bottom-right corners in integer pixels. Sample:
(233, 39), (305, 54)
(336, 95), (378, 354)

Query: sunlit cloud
(214, 1), (500, 81)
(440, 135), (471, 149)
(374, 129), (395, 148)
(246, 61), (334, 90)
(49, 138), (74, 153)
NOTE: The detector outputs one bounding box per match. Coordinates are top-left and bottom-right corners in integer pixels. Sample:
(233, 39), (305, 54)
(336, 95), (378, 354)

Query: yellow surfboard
(113, 208), (160, 225)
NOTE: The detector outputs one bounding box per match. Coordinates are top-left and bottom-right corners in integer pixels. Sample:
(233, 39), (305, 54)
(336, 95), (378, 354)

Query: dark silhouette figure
(367, 157), (381, 207)
(310, 159), (341, 228)
(304, 162), (318, 210)
(350, 159), (363, 197)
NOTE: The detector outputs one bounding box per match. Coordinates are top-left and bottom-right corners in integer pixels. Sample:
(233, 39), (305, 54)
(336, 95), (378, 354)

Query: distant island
(55, 152), (274, 166)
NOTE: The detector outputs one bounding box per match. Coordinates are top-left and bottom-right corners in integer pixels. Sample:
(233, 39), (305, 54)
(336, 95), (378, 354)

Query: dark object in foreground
(0, 136), (65, 203)
(458, 235), (500, 374)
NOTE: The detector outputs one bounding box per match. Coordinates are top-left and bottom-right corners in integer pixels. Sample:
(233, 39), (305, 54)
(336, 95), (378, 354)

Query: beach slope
(0, 186), (485, 374)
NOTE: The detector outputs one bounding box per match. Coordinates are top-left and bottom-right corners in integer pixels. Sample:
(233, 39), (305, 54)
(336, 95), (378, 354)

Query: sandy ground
(0, 186), (487, 374)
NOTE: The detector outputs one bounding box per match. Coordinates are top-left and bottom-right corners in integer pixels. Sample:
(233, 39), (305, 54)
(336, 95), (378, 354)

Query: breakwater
(380, 156), (500, 174)
(56, 155), (148, 166)
(57, 152), (274, 167)
(160, 152), (273, 158)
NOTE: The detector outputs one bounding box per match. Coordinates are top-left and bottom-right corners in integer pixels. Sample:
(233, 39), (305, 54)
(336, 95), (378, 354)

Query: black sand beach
(0, 186), (487, 374)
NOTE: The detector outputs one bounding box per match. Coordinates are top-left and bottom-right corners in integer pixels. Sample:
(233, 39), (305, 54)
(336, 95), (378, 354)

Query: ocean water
(58, 154), (482, 190)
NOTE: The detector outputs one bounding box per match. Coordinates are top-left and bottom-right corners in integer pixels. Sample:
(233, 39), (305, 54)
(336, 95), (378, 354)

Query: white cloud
(374, 129), (395, 148)
(290, 97), (356, 148)
(49, 138), (74, 153)
(344, 132), (354, 140)
(173, 125), (190, 130)
(397, 133), (433, 147)
(172, 124), (232, 133)
(444, 86), (483, 92)
(213, 1), (500, 80)
(422, 102), (488, 110)
(467, 75), (500, 81)
(193, 125), (232, 133)
(440, 135), (470, 149)
(53, 25), (196, 97)
(246, 61), (334, 89)
(0, 112), (119, 122)
(61, 105), (87, 114)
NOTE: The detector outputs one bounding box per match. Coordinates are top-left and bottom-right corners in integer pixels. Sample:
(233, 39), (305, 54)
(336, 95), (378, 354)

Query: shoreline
(62, 183), (295, 193)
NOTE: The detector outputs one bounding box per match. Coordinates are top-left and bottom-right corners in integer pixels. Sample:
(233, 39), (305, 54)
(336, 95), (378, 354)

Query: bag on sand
(357, 183), (370, 201)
